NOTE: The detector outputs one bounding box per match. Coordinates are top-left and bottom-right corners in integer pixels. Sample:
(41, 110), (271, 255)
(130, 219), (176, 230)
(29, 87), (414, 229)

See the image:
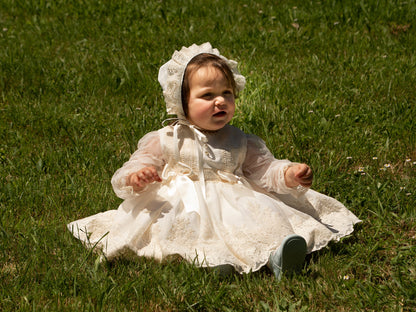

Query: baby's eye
(202, 93), (214, 99)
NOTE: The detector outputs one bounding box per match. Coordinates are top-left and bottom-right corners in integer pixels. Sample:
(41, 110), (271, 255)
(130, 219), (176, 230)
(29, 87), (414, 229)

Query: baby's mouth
(213, 111), (226, 117)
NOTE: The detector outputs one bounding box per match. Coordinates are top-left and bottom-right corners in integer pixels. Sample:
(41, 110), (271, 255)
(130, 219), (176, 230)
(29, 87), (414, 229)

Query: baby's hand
(127, 166), (162, 192)
(284, 163), (313, 188)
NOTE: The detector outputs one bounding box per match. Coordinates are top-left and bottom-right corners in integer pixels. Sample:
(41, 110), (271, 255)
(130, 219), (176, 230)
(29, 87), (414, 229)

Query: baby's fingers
(149, 166), (162, 182)
(139, 167), (161, 183)
(138, 169), (154, 183)
(295, 164), (313, 187)
(129, 174), (146, 189)
(294, 164), (309, 177)
(299, 179), (312, 187)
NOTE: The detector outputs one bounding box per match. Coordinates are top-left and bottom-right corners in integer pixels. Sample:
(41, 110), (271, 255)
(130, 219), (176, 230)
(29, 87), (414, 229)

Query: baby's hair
(181, 53), (237, 117)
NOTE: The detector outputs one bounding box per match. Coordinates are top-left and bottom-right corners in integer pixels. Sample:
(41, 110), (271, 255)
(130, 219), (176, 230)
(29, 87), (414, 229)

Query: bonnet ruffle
(158, 42), (246, 119)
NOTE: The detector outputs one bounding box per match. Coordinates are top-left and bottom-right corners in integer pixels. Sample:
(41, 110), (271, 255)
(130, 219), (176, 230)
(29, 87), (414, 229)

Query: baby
(68, 43), (360, 279)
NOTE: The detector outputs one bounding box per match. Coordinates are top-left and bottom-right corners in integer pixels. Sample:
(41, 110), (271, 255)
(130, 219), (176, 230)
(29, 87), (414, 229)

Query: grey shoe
(211, 264), (235, 276)
(269, 234), (307, 280)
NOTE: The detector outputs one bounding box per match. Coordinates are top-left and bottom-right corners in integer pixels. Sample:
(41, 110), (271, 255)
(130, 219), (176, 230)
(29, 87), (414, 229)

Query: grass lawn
(1, 0), (415, 310)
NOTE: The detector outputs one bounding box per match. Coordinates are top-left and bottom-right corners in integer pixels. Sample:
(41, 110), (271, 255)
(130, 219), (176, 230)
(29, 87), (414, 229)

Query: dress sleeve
(242, 134), (307, 196)
(111, 130), (165, 199)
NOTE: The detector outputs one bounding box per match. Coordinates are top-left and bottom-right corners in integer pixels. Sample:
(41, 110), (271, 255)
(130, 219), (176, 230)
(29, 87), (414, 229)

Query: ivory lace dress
(68, 124), (360, 273)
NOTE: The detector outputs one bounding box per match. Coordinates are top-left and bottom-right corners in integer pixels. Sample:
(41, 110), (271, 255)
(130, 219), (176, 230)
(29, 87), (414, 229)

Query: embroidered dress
(68, 124), (360, 273)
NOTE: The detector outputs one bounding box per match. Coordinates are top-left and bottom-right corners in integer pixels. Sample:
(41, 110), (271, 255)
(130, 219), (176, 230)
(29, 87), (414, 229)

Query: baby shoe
(212, 264), (235, 276)
(268, 234), (307, 280)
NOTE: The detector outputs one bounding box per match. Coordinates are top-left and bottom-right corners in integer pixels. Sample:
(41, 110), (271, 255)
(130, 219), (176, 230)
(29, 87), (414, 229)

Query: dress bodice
(159, 124), (247, 181)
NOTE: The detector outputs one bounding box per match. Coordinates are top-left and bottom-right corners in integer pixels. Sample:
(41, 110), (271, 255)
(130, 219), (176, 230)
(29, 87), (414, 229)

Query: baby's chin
(188, 121), (229, 132)
(186, 113), (234, 131)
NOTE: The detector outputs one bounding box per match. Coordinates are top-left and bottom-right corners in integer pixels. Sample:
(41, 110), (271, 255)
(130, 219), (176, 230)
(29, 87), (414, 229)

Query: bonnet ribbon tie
(162, 118), (210, 199)
(188, 125), (209, 198)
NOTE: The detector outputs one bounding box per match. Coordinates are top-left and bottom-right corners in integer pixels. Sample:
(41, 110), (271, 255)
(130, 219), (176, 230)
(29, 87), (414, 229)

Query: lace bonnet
(158, 42), (246, 119)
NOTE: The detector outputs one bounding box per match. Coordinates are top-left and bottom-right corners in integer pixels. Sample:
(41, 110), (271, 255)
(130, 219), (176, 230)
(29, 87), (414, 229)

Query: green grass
(1, 0), (415, 310)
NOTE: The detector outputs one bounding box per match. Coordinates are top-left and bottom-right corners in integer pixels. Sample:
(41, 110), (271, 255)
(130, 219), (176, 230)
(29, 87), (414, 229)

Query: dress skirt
(68, 173), (360, 274)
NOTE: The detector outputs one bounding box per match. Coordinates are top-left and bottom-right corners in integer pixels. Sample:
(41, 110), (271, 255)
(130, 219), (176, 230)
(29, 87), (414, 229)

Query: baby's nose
(214, 96), (225, 105)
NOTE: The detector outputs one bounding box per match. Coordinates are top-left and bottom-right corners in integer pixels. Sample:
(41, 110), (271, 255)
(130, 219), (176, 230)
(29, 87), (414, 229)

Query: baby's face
(186, 66), (235, 131)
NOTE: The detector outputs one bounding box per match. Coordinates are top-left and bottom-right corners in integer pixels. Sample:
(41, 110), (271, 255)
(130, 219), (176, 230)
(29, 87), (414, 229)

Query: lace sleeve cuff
(111, 131), (164, 199)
